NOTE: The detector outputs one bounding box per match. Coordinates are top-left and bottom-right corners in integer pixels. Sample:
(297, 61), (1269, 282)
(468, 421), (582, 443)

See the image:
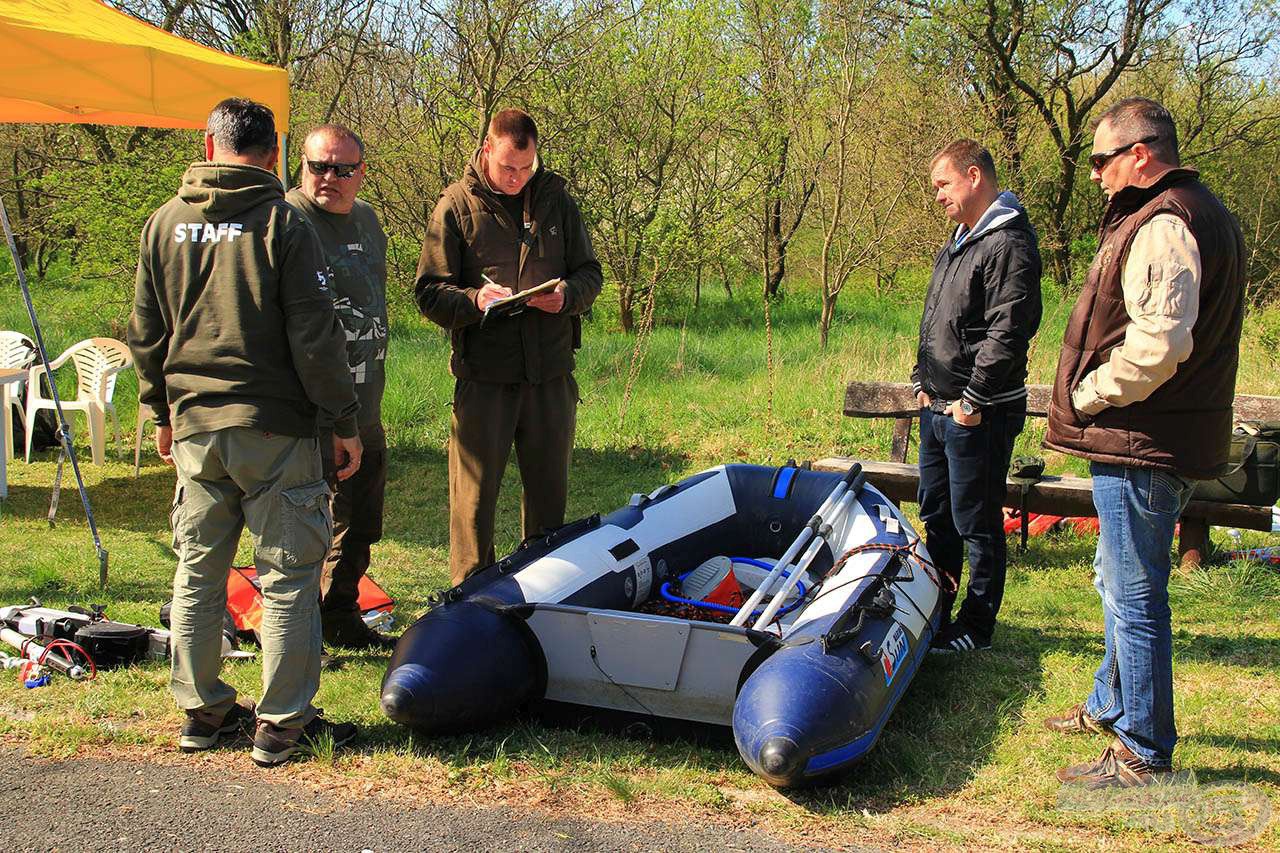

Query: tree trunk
(718, 256), (733, 299)
(819, 292), (837, 350)
(619, 281), (635, 334)
(1048, 145), (1083, 289)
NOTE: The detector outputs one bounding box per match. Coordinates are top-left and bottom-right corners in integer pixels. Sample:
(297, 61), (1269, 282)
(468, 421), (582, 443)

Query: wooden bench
(814, 381), (1280, 566)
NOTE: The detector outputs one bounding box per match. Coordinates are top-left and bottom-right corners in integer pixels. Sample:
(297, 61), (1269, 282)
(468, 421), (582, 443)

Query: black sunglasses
(305, 159), (362, 179)
(1088, 135), (1160, 171)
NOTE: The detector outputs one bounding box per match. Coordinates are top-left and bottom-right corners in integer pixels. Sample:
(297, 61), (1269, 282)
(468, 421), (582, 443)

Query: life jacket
(225, 566), (394, 639)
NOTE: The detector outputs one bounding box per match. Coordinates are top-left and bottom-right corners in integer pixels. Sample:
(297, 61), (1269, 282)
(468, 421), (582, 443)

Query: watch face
(961, 400), (975, 415)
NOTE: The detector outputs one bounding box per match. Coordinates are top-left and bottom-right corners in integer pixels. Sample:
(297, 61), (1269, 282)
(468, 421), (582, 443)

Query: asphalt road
(0, 745), (842, 852)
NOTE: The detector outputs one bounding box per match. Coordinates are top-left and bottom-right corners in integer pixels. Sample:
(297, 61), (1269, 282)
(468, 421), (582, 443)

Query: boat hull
(381, 464), (941, 785)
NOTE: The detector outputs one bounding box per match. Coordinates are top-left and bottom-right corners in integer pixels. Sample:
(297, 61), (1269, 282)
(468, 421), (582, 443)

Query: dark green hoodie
(128, 163), (359, 440)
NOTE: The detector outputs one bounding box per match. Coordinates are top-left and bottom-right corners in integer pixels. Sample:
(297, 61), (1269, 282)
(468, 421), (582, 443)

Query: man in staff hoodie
(128, 98), (362, 767)
(912, 139), (1043, 654)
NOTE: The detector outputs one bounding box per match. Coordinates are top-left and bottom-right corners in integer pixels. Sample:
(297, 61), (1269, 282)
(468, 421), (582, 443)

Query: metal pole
(0, 195), (109, 587)
(730, 465), (863, 627)
(753, 489), (860, 630)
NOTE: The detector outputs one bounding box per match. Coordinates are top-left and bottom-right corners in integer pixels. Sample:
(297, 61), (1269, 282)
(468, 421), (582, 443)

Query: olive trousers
(448, 376), (577, 586)
(169, 428), (331, 728)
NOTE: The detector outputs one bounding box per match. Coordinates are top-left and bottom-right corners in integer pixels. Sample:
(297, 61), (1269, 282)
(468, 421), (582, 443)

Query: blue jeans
(1085, 462), (1194, 768)
(917, 403), (1025, 637)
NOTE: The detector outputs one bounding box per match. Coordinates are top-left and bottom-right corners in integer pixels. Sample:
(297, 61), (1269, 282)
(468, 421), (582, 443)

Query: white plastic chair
(25, 337), (132, 465)
(1, 331), (37, 457)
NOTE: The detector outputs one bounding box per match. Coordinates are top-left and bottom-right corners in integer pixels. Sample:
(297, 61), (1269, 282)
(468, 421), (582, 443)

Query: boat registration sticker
(879, 623), (908, 686)
(632, 556), (653, 605)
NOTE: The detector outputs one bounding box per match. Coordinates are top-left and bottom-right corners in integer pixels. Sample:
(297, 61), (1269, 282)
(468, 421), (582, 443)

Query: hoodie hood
(178, 162), (284, 220)
(951, 190), (1027, 252)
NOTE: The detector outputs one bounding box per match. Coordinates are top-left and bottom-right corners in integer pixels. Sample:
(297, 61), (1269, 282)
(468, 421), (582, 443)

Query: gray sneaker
(179, 700), (256, 753)
(251, 711), (357, 767)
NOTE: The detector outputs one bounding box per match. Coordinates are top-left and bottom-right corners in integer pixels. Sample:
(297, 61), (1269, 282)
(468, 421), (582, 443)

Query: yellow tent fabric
(0, 0), (289, 130)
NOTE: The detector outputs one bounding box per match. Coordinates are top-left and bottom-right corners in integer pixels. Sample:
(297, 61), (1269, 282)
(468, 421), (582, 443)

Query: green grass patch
(1, 283), (1279, 849)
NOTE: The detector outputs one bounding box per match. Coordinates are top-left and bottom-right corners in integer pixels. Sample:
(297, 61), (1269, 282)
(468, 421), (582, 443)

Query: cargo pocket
(280, 480), (333, 567)
(169, 484), (186, 558)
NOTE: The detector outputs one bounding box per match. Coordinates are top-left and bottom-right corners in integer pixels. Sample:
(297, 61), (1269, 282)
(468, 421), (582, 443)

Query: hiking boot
(251, 711), (358, 767)
(322, 615), (397, 651)
(1043, 702), (1110, 736)
(1056, 738), (1171, 788)
(179, 699), (256, 753)
(929, 621), (992, 654)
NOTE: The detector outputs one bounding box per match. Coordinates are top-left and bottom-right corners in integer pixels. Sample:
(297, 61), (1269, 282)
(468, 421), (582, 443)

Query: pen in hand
(477, 273), (512, 311)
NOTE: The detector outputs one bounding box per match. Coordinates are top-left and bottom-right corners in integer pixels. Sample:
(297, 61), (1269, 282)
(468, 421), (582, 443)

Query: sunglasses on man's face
(1088, 135), (1160, 171)
(305, 159), (362, 179)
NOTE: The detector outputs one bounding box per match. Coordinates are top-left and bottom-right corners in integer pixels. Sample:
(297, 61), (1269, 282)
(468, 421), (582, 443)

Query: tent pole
(0, 195), (109, 588)
(279, 132), (288, 184)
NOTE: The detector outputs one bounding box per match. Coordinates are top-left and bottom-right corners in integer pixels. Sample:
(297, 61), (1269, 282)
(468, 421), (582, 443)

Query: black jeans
(917, 401), (1026, 637)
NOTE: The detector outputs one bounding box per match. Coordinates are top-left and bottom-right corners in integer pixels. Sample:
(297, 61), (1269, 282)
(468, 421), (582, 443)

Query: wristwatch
(959, 399), (977, 416)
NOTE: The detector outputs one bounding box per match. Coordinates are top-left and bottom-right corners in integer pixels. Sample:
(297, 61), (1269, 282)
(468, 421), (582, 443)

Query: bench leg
(1178, 517), (1210, 568)
(891, 417), (912, 464)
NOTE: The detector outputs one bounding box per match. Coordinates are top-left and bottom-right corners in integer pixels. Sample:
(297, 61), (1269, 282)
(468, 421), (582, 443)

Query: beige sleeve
(1072, 214), (1201, 416)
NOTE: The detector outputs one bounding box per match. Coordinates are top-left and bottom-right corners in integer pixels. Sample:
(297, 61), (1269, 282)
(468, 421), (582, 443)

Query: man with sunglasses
(1044, 97), (1245, 787)
(286, 125), (392, 651)
(416, 108), (602, 586)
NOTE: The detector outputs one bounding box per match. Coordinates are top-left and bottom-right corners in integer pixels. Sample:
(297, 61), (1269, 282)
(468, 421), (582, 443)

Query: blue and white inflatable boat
(381, 463), (943, 787)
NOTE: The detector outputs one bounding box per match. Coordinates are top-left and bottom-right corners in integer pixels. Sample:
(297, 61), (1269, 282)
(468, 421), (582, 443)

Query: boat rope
(827, 537), (952, 594)
(793, 537), (951, 646)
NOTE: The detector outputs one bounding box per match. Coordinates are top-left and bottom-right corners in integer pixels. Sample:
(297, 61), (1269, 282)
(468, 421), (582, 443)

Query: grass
(1, 280), (1279, 850)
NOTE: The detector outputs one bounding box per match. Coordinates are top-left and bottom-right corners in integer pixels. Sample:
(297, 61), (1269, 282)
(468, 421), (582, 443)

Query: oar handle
(753, 489), (859, 629)
(729, 478), (849, 626)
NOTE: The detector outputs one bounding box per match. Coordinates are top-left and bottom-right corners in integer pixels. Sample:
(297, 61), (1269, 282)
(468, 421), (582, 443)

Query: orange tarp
(0, 0), (289, 130)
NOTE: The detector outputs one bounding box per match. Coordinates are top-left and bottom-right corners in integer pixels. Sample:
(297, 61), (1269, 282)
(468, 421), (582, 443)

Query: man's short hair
(1097, 97), (1180, 165)
(931, 139), (997, 184)
(487, 108), (538, 150)
(304, 123), (365, 159)
(207, 98), (276, 156)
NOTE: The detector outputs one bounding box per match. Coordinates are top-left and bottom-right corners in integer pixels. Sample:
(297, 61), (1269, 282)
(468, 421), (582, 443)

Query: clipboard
(481, 277), (562, 325)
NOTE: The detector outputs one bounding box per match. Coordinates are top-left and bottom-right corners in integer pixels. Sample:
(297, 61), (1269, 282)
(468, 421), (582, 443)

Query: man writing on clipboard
(415, 108), (603, 586)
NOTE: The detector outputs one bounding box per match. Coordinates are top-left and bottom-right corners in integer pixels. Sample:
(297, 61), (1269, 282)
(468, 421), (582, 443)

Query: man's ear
(1133, 143), (1154, 172)
(968, 165), (983, 186)
(204, 133), (215, 161)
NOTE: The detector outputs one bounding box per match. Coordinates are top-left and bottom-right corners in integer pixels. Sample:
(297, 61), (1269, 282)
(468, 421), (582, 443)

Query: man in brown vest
(1043, 97), (1245, 787)
(415, 109), (603, 586)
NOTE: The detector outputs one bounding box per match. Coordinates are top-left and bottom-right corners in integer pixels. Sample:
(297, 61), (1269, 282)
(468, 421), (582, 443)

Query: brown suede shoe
(1056, 738), (1171, 788)
(1043, 702), (1110, 736)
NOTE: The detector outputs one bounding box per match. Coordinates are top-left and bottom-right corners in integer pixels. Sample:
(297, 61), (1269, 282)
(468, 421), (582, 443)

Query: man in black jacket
(912, 139), (1042, 653)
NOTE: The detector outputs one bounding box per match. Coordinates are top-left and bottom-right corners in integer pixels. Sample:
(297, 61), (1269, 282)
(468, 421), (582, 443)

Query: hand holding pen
(475, 273), (512, 311)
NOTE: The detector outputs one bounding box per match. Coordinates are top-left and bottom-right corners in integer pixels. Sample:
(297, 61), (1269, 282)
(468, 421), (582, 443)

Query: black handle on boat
(842, 462), (863, 486)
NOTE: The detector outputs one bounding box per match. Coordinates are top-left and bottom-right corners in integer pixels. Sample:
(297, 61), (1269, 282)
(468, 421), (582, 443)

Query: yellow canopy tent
(0, 0), (289, 132)
(0, 0), (291, 585)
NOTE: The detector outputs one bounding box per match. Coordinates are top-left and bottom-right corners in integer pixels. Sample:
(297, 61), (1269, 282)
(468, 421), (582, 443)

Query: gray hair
(1098, 97), (1180, 165)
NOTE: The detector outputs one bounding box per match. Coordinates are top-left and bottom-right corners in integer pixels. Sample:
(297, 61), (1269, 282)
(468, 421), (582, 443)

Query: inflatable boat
(381, 463), (944, 786)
